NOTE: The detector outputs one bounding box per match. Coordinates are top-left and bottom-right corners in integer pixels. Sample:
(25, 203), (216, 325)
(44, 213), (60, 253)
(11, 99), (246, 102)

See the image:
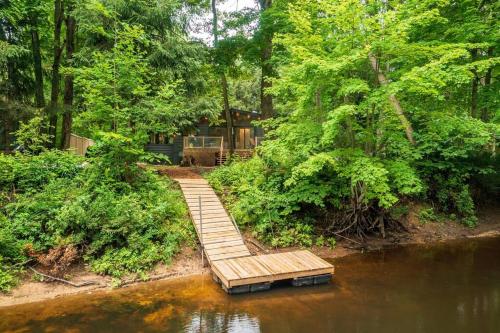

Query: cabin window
(149, 133), (172, 144)
(235, 127), (255, 149)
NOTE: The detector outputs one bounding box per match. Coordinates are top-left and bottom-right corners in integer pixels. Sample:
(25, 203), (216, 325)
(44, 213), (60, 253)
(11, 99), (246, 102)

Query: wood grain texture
(174, 176), (334, 292)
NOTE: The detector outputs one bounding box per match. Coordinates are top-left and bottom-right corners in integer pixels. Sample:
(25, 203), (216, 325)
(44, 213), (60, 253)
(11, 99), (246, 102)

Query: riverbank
(1, 206), (498, 308)
(3, 236), (500, 332)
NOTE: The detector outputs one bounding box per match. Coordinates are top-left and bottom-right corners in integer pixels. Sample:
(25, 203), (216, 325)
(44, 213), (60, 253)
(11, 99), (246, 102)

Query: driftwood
(29, 267), (99, 287)
(331, 232), (363, 245)
(119, 272), (192, 287)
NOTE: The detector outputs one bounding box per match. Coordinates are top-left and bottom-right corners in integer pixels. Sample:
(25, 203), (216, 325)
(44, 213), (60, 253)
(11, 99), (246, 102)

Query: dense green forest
(0, 0), (498, 292)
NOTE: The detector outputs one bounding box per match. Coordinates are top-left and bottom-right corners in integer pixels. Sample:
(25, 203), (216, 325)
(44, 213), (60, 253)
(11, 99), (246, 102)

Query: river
(1, 237), (499, 333)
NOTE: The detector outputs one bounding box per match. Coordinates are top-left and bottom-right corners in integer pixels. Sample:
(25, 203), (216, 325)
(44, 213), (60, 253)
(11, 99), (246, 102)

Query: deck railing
(184, 136), (225, 149)
(69, 134), (94, 156)
(184, 135), (264, 151)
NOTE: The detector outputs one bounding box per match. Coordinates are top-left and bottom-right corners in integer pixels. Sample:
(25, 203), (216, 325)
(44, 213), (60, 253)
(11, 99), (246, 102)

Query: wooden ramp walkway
(176, 177), (334, 294)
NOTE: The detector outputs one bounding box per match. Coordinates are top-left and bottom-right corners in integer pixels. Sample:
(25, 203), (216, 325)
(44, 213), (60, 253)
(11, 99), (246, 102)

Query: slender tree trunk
(470, 49), (479, 118)
(211, 0), (234, 153)
(30, 16), (45, 108)
(61, 12), (76, 149)
(481, 46), (493, 121)
(50, 0), (64, 147)
(221, 73), (233, 153)
(2, 27), (17, 151)
(3, 115), (13, 152)
(369, 54), (415, 145)
(259, 0), (274, 119)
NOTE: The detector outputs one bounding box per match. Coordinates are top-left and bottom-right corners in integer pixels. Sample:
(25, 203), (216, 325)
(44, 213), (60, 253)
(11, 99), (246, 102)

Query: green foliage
(13, 116), (52, 154)
(0, 150), (83, 193)
(0, 139), (193, 290)
(270, 223), (314, 248)
(73, 22), (218, 144)
(0, 257), (20, 293)
(208, 0), (497, 242)
(418, 207), (439, 224)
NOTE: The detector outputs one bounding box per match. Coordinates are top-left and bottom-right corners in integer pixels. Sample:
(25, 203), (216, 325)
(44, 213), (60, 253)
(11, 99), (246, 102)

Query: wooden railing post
(199, 195), (204, 267)
(230, 213), (241, 237)
(219, 136), (224, 165)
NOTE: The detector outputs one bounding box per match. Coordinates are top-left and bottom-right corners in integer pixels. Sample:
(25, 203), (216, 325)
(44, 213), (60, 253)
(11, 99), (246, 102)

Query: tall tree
(61, 3), (75, 149)
(369, 54), (415, 145)
(28, 4), (45, 108)
(212, 0), (234, 153)
(259, 0), (274, 119)
(49, 0), (64, 146)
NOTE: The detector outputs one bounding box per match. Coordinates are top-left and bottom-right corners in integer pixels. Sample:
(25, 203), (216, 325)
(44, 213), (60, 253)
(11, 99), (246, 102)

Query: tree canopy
(0, 0), (500, 260)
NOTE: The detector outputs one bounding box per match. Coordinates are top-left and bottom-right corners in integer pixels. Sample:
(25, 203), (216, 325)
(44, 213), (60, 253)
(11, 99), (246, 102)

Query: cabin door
(235, 128), (253, 149)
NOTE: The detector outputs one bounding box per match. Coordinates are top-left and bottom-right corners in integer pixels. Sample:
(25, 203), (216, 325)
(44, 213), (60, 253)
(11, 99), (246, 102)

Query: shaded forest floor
(1, 166), (498, 307)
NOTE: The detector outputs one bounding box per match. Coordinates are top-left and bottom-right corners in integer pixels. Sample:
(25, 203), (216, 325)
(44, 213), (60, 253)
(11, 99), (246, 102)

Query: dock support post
(199, 195), (204, 267)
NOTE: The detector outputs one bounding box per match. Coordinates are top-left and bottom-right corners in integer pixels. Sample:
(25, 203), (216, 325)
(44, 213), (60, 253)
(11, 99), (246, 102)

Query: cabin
(145, 109), (264, 166)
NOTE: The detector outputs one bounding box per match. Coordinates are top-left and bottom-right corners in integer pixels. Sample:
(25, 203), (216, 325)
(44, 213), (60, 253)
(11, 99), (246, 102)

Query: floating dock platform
(176, 178), (334, 294)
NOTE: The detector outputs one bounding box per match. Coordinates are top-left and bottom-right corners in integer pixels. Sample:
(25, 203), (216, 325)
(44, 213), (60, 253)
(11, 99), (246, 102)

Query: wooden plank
(293, 250), (331, 269)
(204, 240), (245, 250)
(181, 189), (213, 191)
(185, 198), (220, 202)
(193, 210), (227, 215)
(184, 195), (219, 199)
(188, 205), (225, 210)
(203, 236), (242, 245)
(178, 184), (210, 187)
(193, 216), (231, 222)
(209, 251), (251, 261)
(202, 231), (241, 240)
(205, 245), (249, 256)
(186, 202), (221, 207)
(200, 226), (236, 233)
(235, 256), (271, 277)
(194, 222), (234, 229)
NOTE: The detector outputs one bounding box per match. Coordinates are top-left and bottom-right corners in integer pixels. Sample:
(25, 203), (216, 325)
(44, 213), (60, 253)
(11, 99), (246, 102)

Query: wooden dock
(176, 177), (334, 294)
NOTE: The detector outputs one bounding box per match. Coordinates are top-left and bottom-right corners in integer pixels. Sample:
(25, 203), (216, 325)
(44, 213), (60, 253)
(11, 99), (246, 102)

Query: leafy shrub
(0, 151), (83, 193)
(270, 222), (313, 248)
(418, 208), (438, 224)
(13, 115), (52, 154)
(0, 136), (193, 290)
(0, 256), (20, 293)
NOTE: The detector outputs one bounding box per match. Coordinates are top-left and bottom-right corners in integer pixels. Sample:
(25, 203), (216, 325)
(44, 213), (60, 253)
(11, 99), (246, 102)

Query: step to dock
(175, 177), (334, 294)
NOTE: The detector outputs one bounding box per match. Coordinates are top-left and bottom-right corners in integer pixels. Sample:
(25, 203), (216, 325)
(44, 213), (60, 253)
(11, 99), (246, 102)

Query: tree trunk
(61, 12), (76, 149)
(30, 16), (45, 108)
(221, 73), (233, 153)
(259, 0), (274, 119)
(470, 49), (479, 118)
(369, 54), (415, 145)
(481, 47), (493, 122)
(2, 26), (17, 151)
(212, 0), (234, 153)
(50, 0), (64, 147)
(3, 116), (13, 153)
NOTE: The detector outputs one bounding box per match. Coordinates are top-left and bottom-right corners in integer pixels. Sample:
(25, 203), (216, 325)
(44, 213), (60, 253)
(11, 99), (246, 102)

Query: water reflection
(185, 312), (260, 333)
(1, 237), (499, 333)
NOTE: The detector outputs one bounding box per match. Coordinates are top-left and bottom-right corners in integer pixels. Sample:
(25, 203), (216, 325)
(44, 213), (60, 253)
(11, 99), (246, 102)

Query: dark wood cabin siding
(145, 134), (183, 165)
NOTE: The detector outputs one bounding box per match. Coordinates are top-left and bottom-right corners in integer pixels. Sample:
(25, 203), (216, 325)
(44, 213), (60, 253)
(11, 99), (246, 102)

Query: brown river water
(1, 237), (499, 333)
